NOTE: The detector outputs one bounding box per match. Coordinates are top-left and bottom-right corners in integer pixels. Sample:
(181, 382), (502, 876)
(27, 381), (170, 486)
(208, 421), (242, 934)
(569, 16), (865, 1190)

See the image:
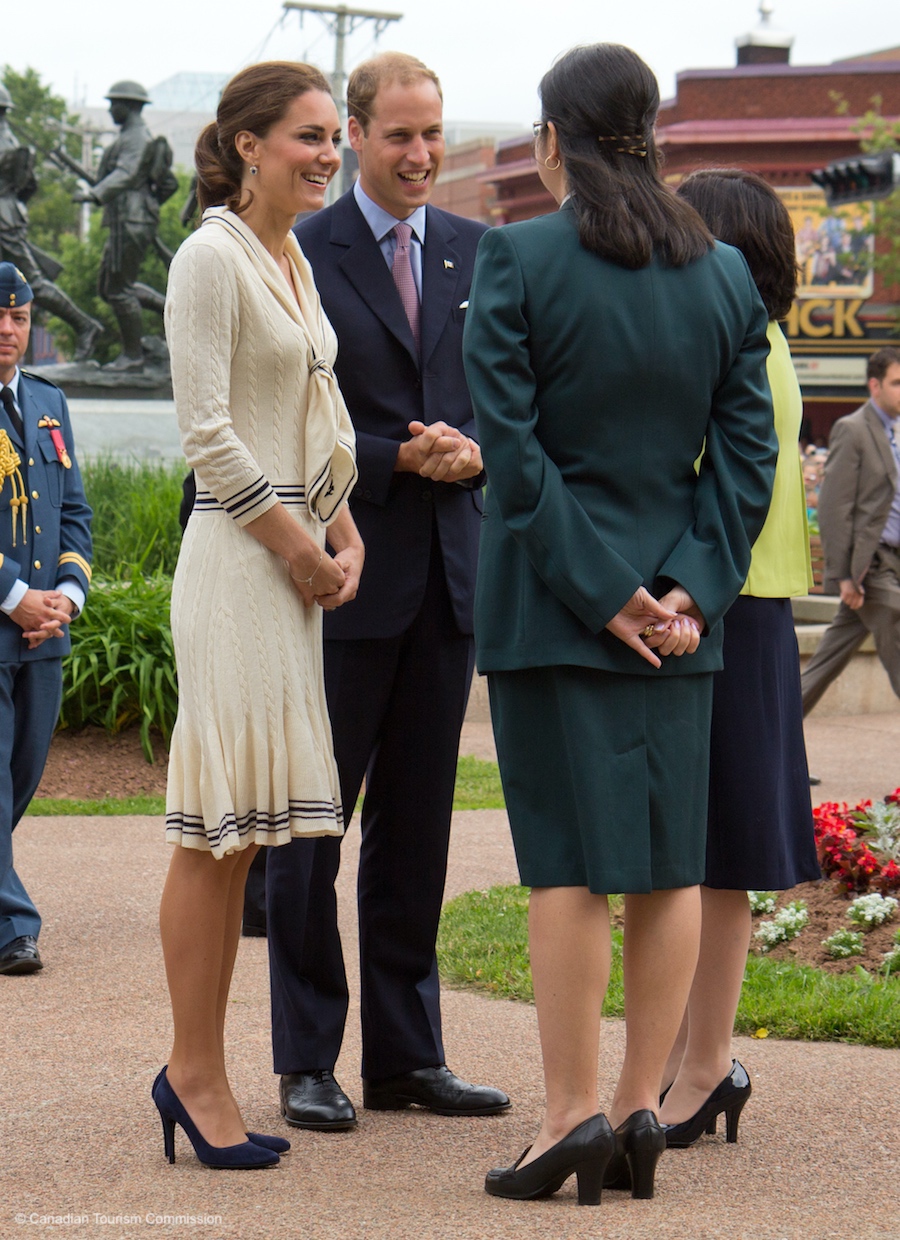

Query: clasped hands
(606, 585), (705, 669)
(10, 588), (75, 649)
(397, 420), (483, 482)
(287, 546), (363, 611)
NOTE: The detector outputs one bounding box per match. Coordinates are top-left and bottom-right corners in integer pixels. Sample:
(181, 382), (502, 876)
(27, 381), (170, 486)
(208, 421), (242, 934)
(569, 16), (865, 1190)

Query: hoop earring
(249, 165), (258, 176)
(543, 156), (561, 171)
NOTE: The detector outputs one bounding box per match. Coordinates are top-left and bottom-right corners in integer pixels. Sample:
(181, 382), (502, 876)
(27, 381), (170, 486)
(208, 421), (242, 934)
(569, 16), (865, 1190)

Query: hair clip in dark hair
(598, 134), (648, 157)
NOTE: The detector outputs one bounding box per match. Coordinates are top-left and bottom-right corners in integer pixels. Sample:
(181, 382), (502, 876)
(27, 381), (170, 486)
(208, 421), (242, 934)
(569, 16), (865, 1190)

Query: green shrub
(61, 573), (176, 761)
(81, 456), (186, 578)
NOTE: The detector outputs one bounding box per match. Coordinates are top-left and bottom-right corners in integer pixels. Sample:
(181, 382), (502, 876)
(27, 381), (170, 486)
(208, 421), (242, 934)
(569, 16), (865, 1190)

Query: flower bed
(814, 791), (900, 895)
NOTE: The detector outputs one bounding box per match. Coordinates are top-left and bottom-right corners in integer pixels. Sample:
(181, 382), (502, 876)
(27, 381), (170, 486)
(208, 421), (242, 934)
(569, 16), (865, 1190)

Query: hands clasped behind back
(605, 585), (704, 668)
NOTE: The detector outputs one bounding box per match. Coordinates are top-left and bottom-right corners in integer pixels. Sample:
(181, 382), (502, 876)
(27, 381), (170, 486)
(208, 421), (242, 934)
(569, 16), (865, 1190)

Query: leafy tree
(1, 65), (82, 253)
(831, 92), (900, 308)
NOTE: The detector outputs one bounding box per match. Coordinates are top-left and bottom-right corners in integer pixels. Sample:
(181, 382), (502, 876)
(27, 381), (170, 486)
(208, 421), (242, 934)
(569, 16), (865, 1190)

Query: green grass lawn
(25, 794), (166, 817)
(25, 754), (505, 818)
(436, 884), (900, 1049)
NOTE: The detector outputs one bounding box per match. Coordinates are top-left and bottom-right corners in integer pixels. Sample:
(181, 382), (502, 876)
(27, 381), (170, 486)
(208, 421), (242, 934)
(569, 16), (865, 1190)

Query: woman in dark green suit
(463, 44), (777, 1205)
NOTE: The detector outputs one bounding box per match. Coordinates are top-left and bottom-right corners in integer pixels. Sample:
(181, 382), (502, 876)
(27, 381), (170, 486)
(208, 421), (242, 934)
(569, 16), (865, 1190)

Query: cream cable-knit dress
(164, 208), (357, 858)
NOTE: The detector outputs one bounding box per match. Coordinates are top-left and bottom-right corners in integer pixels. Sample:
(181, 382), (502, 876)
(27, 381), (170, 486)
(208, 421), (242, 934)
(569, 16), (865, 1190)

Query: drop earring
(249, 165), (258, 176)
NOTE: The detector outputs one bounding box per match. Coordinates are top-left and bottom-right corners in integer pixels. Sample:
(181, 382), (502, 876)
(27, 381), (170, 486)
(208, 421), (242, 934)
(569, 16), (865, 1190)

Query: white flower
(748, 891), (777, 915)
(754, 901), (809, 951)
(822, 929), (864, 959)
(847, 893), (898, 928)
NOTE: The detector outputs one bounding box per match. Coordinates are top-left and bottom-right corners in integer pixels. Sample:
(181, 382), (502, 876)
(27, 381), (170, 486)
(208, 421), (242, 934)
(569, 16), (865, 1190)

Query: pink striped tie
(391, 222), (420, 349)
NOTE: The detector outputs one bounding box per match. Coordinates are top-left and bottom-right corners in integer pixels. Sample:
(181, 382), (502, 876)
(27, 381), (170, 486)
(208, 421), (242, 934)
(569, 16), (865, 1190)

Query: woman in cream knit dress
(154, 62), (363, 1170)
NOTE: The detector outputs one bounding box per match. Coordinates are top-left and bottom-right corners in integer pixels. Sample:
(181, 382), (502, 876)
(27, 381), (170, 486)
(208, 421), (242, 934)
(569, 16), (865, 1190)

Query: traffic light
(810, 152), (900, 205)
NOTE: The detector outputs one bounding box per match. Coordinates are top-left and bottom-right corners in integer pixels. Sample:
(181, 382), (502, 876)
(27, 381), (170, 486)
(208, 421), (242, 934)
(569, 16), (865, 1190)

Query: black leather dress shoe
(0, 935), (43, 975)
(280, 1070), (357, 1130)
(363, 1065), (510, 1116)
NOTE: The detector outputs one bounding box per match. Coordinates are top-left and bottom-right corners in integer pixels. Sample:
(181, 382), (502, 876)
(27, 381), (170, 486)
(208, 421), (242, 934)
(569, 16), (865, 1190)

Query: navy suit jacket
(0, 372), (92, 663)
(294, 191), (486, 640)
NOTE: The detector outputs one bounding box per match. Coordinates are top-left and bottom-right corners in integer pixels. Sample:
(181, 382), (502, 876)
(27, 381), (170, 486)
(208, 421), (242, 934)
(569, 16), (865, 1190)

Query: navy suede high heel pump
(151, 1068), (279, 1169)
(246, 1132), (291, 1153)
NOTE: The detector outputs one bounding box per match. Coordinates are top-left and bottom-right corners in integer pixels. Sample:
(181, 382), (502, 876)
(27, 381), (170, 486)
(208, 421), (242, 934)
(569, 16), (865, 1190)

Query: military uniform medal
(38, 416), (72, 468)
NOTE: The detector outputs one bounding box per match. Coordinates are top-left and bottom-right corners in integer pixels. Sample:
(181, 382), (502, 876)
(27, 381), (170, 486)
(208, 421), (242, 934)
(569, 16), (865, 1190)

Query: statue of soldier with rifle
(64, 81), (177, 372)
(0, 84), (104, 362)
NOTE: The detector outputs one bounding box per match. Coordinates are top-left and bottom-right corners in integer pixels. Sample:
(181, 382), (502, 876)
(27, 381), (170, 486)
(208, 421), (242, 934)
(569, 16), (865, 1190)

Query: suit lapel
(420, 206), (461, 371)
(330, 194), (420, 367)
(863, 402), (898, 484)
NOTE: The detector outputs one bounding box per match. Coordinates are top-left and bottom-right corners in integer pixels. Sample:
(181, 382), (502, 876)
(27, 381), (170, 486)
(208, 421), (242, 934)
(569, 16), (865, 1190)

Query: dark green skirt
(488, 665), (714, 894)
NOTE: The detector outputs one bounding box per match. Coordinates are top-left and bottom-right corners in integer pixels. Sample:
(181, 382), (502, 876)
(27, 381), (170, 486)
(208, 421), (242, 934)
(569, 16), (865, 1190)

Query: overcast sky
(4, 1), (898, 124)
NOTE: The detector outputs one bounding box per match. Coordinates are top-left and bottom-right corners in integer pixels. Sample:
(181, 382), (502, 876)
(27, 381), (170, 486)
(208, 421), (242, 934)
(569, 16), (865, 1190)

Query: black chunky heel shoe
(663, 1059), (751, 1148)
(485, 1113), (616, 1206)
(603, 1109), (666, 1199)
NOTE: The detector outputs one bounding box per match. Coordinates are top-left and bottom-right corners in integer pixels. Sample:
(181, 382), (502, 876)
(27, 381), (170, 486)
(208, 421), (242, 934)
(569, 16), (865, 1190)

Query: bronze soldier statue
(72, 81), (176, 371)
(0, 85), (103, 362)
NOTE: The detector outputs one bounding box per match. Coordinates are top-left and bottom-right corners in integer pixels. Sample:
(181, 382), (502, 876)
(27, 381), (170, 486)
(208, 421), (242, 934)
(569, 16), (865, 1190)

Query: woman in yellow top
(658, 169), (820, 1146)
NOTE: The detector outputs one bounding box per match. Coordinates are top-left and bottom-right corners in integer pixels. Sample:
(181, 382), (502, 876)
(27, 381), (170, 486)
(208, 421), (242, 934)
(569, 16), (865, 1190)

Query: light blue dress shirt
(871, 398), (900, 549)
(353, 180), (426, 299)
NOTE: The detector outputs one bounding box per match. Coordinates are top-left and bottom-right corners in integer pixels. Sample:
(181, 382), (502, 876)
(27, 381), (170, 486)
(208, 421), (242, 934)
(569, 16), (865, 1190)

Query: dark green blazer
(463, 204), (777, 676)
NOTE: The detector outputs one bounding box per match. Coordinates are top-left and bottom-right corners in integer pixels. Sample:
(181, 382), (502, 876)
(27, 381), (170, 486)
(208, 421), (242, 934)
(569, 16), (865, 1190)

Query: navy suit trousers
(266, 534), (474, 1081)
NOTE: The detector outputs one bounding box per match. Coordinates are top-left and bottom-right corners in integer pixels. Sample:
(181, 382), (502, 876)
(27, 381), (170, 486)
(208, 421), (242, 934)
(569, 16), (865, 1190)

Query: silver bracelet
(290, 548), (323, 586)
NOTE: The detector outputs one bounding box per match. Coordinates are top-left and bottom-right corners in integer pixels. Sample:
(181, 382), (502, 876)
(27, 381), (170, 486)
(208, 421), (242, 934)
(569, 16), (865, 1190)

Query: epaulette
(20, 370), (63, 392)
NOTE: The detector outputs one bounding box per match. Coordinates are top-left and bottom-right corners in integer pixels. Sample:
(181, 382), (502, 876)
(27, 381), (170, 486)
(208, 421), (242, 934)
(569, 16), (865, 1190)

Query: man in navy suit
(0, 262), (92, 975)
(266, 53), (509, 1128)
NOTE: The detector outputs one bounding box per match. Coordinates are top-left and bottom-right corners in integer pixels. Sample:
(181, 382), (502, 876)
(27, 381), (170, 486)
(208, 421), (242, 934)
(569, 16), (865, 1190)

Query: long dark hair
(538, 44), (712, 269)
(676, 169), (798, 319)
(194, 61), (332, 214)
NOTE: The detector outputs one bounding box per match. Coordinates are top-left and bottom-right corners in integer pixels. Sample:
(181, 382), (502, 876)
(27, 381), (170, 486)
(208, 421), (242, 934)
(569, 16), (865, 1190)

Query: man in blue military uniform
(0, 262), (92, 974)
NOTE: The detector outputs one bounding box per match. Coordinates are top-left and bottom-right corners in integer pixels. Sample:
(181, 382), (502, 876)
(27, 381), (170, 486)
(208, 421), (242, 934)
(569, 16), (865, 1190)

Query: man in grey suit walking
(802, 346), (900, 713)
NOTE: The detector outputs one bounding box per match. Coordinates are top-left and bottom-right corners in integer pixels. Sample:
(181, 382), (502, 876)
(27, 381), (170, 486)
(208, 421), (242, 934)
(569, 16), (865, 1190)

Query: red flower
(812, 794), (900, 894)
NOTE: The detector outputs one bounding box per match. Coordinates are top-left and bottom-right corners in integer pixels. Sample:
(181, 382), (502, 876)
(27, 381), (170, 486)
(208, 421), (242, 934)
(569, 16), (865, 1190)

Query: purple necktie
(390, 222), (420, 349)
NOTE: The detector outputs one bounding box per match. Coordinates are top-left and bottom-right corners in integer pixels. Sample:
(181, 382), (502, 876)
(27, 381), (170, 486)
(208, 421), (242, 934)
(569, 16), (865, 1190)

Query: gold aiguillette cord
(0, 428), (27, 547)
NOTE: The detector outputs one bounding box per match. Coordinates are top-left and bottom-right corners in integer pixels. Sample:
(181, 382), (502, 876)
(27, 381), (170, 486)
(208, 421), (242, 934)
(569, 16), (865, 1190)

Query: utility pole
(282, 2), (403, 121)
(283, 3), (403, 199)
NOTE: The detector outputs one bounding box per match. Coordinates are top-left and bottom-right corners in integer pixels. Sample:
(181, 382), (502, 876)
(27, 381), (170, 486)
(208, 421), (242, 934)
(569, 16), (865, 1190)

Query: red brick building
(429, 139), (497, 220)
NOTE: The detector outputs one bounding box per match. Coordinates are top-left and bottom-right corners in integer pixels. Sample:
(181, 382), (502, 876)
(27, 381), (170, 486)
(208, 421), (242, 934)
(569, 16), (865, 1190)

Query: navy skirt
(705, 595), (821, 890)
(488, 665), (714, 895)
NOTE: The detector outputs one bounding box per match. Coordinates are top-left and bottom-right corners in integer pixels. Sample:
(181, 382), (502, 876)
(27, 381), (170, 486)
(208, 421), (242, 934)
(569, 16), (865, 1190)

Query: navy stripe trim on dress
(194, 484), (308, 514)
(194, 475), (275, 520)
(167, 800), (343, 847)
